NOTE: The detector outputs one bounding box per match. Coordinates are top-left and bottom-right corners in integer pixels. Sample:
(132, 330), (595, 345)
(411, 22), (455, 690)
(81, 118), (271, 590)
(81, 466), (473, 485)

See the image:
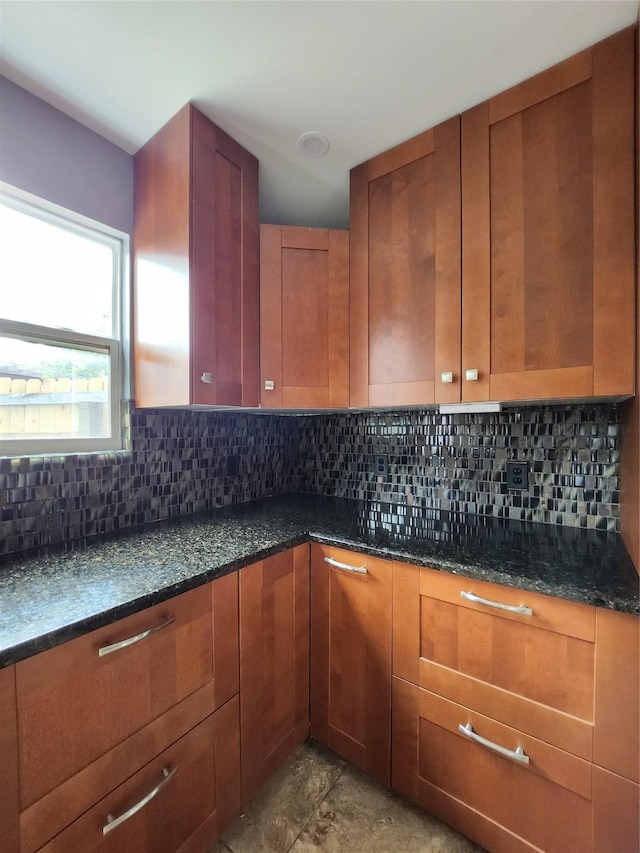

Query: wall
(296, 405), (621, 531)
(1, 403), (623, 556)
(0, 407), (299, 555)
(0, 76), (133, 234)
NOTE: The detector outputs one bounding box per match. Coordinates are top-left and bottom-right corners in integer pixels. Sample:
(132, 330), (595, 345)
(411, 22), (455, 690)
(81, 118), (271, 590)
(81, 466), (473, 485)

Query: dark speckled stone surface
(0, 494), (637, 668)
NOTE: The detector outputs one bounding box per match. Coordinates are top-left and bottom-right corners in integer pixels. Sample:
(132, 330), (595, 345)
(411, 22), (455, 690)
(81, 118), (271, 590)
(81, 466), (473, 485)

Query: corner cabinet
(134, 103), (259, 408)
(310, 543), (392, 787)
(260, 226), (349, 408)
(350, 27), (636, 408)
(239, 545), (310, 806)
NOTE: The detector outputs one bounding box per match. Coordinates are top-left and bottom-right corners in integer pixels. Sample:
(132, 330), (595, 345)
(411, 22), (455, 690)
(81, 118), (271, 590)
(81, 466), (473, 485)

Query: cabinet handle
(102, 766), (177, 835)
(98, 615), (175, 657)
(460, 590), (532, 616)
(465, 368), (479, 381)
(459, 722), (529, 764)
(323, 556), (368, 575)
(441, 371), (454, 384)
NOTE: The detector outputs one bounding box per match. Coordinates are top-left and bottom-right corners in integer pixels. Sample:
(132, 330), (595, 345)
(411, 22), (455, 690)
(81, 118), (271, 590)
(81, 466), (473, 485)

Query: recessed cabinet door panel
(462, 27), (635, 403)
(310, 544), (392, 786)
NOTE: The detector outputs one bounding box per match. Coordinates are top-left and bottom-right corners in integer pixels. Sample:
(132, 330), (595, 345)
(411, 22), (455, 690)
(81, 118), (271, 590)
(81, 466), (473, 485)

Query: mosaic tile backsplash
(0, 403), (621, 555)
(294, 404), (620, 532)
(0, 407), (300, 555)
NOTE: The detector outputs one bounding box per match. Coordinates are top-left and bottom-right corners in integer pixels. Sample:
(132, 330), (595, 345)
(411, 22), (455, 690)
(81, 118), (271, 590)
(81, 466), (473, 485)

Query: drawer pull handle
(98, 615), (176, 657)
(103, 765), (177, 835)
(460, 590), (532, 616)
(323, 556), (368, 575)
(459, 723), (529, 765)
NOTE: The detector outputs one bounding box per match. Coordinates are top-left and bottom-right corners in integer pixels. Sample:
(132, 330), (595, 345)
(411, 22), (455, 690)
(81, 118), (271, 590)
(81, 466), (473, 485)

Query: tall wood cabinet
(350, 27), (636, 408)
(239, 545), (310, 806)
(260, 226), (349, 408)
(134, 103), (259, 408)
(310, 544), (392, 787)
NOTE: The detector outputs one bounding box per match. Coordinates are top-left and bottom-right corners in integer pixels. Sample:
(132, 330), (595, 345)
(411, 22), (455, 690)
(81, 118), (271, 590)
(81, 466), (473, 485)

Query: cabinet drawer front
(37, 697), (240, 853)
(420, 566), (595, 641)
(393, 561), (595, 755)
(393, 678), (593, 853)
(17, 585), (214, 808)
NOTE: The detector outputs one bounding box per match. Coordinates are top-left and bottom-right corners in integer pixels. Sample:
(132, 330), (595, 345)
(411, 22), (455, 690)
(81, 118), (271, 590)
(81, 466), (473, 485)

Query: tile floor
(211, 739), (484, 853)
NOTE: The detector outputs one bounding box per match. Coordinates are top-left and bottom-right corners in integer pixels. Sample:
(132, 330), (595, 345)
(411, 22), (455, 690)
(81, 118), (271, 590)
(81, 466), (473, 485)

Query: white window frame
(0, 182), (130, 457)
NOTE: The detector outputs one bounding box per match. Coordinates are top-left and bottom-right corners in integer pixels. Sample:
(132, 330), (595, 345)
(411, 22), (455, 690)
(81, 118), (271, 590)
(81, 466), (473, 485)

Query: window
(0, 184), (129, 456)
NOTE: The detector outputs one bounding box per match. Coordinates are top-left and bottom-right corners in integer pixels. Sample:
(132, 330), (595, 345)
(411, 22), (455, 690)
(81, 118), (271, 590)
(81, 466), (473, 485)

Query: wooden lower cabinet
(239, 545), (310, 806)
(36, 696), (240, 853)
(15, 572), (241, 853)
(0, 665), (19, 853)
(391, 559), (640, 852)
(310, 544), (392, 786)
(392, 677), (593, 853)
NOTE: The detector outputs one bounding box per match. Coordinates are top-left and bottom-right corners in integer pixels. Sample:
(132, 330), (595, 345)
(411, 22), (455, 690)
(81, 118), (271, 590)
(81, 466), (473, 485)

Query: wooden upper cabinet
(350, 117), (462, 407)
(134, 103), (259, 408)
(462, 26), (636, 403)
(260, 225), (349, 408)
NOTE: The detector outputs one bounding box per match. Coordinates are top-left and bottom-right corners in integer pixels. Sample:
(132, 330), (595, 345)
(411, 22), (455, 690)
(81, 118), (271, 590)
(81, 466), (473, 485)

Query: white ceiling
(0, 1), (637, 229)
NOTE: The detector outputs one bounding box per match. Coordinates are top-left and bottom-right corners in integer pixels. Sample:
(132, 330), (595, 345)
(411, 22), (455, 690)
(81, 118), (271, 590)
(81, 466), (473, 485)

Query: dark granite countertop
(1, 494), (638, 668)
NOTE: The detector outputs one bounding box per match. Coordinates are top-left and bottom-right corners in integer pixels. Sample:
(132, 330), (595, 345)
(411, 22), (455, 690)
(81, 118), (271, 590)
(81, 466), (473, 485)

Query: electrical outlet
(374, 455), (389, 476)
(506, 461), (529, 491)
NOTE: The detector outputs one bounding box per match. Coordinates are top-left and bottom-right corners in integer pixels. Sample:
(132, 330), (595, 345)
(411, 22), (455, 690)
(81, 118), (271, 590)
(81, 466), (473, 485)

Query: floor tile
(221, 740), (346, 853)
(290, 763), (484, 853)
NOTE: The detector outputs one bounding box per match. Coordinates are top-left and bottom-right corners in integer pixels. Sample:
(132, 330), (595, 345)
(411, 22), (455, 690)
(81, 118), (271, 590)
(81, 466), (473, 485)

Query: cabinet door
(350, 117), (461, 407)
(260, 226), (349, 408)
(0, 665), (19, 853)
(191, 108), (259, 407)
(462, 27), (635, 403)
(239, 546), (309, 806)
(310, 544), (392, 786)
(37, 696), (241, 853)
(594, 608), (639, 783)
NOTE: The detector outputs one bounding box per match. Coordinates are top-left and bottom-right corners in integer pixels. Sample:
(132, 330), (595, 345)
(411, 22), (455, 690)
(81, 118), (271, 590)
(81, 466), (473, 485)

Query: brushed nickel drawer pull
(102, 765), (177, 835)
(98, 615), (176, 657)
(323, 556), (368, 575)
(460, 590), (533, 616)
(459, 723), (529, 764)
